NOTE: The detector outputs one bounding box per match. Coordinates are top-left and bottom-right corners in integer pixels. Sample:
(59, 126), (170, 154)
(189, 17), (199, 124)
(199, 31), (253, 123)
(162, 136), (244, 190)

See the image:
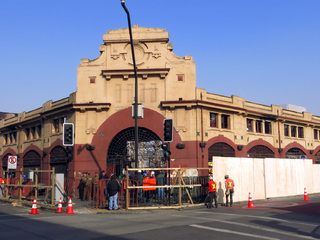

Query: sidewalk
(1, 192), (319, 214)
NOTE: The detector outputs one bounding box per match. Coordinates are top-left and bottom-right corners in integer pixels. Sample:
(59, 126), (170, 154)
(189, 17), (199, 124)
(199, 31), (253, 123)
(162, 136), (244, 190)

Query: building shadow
(217, 181), (225, 206)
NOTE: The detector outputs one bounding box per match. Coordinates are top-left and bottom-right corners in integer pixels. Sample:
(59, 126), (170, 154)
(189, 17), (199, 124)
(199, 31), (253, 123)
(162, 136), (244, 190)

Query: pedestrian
(99, 170), (108, 180)
(78, 172), (86, 200)
(106, 175), (121, 210)
(99, 170), (109, 201)
(135, 170), (143, 201)
(207, 176), (218, 208)
(82, 172), (92, 201)
(225, 174), (235, 207)
(92, 172), (99, 200)
(156, 171), (165, 200)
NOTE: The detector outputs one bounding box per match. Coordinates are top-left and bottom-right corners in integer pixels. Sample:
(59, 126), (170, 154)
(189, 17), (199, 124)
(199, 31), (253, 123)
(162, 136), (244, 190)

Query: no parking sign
(8, 156), (17, 169)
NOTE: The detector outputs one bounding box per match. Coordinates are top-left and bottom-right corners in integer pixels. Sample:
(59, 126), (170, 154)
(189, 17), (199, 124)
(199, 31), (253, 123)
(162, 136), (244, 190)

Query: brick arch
(22, 145), (42, 159)
(282, 142), (309, 159)
(207, 135), (237, 151)
(313, 146), (320, 164)
(85, 107), (182, 171)
(206, 135), (237, 161)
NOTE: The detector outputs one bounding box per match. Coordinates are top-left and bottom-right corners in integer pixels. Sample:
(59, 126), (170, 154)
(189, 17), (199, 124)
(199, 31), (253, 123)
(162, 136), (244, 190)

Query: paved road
(0, 195), (319, 240)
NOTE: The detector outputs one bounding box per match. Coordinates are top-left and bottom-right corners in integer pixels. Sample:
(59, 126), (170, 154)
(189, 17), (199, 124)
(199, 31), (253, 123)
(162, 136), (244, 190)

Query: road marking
(190, 224), (280, 240)
(196, 211), (319, 227)
(175, 214), (319, 240)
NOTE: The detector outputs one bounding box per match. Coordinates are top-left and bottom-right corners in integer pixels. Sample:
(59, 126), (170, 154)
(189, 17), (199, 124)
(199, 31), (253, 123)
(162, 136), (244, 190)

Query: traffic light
(66, 146), (74, 161)
(163, 118), (173, 142)
(161, 143), (171, 160)
(63, 123), (74, 146)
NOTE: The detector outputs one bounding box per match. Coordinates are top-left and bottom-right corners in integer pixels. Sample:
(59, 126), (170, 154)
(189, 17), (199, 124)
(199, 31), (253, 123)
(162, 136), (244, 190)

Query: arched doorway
(208, 142), (235, 162)
(247, 145), (275, 158)
(285, 148), (306, 159)
(50, 146), (68, 176)
(107, 127), (163, 177)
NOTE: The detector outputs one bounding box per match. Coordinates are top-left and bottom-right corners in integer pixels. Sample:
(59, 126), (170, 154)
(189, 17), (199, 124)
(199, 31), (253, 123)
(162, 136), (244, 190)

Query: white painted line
(175, 214), (319, 240)
(190, 224), (280, 240)
(196, 211), (319, 227)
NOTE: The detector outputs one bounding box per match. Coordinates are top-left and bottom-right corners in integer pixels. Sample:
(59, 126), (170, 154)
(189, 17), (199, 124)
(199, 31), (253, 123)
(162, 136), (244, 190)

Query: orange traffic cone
(247, 192), (255, 208)
(56, 198), (64, 213)
(303, 188), (310, 201)
(66, 197), (75, 214)
(29, 198), (40, 214)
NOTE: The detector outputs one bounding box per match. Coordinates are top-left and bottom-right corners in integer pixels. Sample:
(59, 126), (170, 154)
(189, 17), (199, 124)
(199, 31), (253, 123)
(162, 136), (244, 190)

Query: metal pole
(121, 0), (139, 168)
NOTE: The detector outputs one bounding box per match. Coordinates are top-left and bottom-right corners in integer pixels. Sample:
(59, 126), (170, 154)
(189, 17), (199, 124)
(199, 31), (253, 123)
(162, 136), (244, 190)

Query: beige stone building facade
(1, 26), (320, 196)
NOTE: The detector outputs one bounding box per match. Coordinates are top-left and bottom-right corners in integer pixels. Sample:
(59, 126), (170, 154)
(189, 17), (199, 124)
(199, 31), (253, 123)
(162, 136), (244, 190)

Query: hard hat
(138, 170), (142, 173)
(151, 171), (155, 175)
(143, 173), (147, 176)
(209, 176), (213, 180)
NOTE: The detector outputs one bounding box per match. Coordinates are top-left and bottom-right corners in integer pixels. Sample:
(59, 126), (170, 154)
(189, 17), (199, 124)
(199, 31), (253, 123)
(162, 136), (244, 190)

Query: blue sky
(1, 0), (319, 115)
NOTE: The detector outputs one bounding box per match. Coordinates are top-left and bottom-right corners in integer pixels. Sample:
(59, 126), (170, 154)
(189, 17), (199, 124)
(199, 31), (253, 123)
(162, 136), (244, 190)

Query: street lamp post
(121, 0), (139, 168)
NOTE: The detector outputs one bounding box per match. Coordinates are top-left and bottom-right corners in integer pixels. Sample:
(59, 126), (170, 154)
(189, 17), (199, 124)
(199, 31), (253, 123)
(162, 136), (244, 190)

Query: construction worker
(225, 174), (235, 207)
(143, 172), (156, 203)
(206, 176), (218, 208)
(0, 176), (6, 198)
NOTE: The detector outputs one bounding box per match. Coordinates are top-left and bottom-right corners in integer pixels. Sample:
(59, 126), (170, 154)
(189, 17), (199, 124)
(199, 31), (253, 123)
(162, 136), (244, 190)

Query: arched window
(208, 142), (235, 162)
(50, 146), (67, 175)
(285, 148), (306, 159)
(247, 145), (275, 158)
(107, 127), (162, 177)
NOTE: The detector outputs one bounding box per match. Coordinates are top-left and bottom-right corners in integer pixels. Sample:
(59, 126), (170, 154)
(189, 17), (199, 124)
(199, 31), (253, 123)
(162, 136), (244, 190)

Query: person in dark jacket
(99, 170), (108, 180)
(156, 171), (165, 200)
(106, 175), (121, 210)
(99, 170), (109, 201)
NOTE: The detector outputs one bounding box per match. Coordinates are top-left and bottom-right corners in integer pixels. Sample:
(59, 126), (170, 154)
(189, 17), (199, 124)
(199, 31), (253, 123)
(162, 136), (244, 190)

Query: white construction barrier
(212, 157), (320, 203)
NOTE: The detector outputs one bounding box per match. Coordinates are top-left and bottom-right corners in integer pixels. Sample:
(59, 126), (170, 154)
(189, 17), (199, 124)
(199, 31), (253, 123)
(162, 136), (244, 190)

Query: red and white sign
(8, 156), (17, 169)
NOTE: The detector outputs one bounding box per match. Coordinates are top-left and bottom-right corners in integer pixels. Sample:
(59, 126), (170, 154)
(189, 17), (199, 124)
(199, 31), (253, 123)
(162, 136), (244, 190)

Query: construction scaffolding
(0, 167), (65, 207)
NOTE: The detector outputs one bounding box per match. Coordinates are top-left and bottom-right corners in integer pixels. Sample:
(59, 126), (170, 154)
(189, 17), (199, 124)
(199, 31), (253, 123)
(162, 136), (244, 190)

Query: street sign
(8, 155), (17, 169)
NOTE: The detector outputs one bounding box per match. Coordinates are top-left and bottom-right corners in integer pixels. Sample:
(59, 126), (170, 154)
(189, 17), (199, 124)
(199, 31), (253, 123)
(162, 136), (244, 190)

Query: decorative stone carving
(111, 48), (120, 60)
(152, 46), (161, 59)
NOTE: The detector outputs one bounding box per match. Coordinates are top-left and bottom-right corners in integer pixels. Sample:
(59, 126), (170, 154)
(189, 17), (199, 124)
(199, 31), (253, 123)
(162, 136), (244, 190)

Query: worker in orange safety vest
(143, 172), (156, 203)
(225, 175), (235, 207)
(207, 176), (218, 208)
(0, 176), (6, 198)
